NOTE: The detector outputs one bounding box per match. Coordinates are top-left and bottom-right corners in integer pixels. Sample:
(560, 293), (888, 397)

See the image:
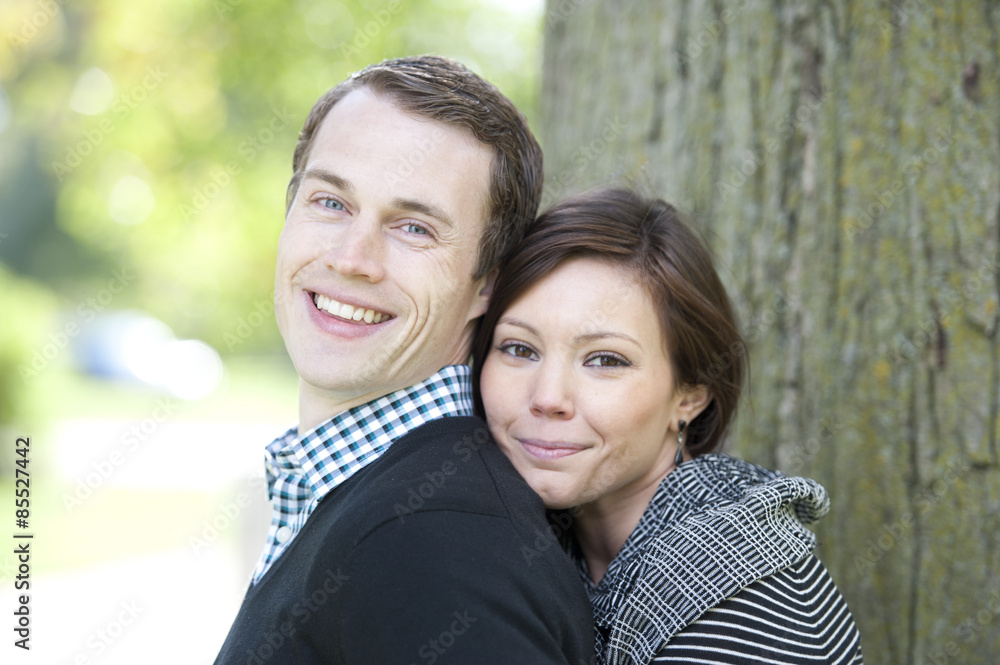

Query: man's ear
(674, 385), (712, 429)
(469, 268), (498, 321)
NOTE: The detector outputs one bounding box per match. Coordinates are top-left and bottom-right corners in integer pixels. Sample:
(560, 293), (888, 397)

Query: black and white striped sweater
(574, 454), (863, 665)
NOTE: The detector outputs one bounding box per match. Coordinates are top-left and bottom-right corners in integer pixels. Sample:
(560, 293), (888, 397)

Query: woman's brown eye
(585, 353), (631, 368)
(497, 342), (535, 360)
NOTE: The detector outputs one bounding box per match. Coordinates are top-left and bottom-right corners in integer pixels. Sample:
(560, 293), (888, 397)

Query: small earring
(674, 421), (687, 467)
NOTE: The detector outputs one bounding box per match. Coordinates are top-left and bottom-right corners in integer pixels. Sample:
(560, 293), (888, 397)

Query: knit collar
(578, 454), (830, 665)
(251, 365), (473, 584)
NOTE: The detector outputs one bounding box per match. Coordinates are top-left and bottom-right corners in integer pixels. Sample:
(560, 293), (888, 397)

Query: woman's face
(481, 258), (698, 511)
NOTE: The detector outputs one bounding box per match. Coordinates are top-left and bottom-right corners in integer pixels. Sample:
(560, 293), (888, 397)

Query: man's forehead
(308, 90), (492, 227)
(321, 87), (452, 138)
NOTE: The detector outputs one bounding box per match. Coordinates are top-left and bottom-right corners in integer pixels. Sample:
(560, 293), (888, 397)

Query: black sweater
(214, 416), (594, 665)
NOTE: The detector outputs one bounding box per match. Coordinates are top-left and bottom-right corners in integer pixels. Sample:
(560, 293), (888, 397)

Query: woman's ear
(674, 385), (711, 429)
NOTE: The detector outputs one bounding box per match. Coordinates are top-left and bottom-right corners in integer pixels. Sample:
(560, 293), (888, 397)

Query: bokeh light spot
(108, 175), (155, 225)
(69, 67), (115, 115)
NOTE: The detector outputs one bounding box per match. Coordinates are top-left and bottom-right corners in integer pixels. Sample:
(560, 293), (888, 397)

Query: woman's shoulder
(663, 453), (831, 525)
(685, 453), (797, 491)
(652, 554), (864, 664)
(596, 456), (844, 665)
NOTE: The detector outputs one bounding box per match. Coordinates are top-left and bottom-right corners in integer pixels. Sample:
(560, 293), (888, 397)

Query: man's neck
(297, 380), (397, 434)
(295, 363), (473, 433)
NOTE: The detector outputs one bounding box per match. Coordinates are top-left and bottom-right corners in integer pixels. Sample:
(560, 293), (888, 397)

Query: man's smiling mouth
(312, 292), (393, 324)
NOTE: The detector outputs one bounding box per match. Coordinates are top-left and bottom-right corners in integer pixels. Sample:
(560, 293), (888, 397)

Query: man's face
(276, 88), (494, 409)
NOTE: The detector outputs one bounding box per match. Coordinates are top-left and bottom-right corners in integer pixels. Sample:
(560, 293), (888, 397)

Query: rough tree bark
(539, 1), (1000, 663)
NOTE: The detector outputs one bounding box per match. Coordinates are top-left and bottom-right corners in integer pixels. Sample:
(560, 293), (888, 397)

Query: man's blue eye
(405, 223), (428, 235)
(323, 198), (344, 211)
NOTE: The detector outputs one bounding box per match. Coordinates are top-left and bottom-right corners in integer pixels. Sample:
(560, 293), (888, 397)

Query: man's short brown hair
(287, 55), (543, 280)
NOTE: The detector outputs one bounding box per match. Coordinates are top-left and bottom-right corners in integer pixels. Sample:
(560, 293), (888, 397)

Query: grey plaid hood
(579, 454), (829, 665)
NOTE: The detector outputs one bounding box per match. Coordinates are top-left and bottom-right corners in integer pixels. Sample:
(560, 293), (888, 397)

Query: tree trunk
(540, 1), (1000, 663)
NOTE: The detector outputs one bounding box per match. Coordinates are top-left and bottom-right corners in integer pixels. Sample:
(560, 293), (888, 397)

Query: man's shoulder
(233, 415), (594, 664)
(322, 415), (544, 535)
(381, 414), (498, 476)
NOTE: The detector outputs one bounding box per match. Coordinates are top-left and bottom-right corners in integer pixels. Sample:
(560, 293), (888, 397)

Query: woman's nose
(528, 362), (575, 419)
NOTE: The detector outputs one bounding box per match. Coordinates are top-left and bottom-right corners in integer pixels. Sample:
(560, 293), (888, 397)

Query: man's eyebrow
(301, 169), (355, 193)
(391, 197), (456, 230)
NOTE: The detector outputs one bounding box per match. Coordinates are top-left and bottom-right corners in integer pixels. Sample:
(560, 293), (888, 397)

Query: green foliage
(0, 264), (59, 423)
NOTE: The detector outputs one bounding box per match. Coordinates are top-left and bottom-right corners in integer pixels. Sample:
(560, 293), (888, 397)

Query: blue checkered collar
(266, 364), (474, 501)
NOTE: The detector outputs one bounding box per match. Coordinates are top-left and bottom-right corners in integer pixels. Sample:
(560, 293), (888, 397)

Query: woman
(472, 189), (863, 664)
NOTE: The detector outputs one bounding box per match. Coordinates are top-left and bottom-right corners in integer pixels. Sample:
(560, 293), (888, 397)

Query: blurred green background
(0, 1), (543, 662)
(0, 0), (542, 425)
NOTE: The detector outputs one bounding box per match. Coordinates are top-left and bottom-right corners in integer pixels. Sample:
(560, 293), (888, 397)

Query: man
(214, 56), (594, 664)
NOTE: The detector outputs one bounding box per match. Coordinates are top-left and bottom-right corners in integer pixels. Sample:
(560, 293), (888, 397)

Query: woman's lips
(518, 438), (586, 460)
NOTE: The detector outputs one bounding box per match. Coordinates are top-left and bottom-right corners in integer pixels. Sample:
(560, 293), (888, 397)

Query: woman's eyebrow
(496, 317), (540, 336)
(575, 331), (640, 345)
(498, 317), (640, 346)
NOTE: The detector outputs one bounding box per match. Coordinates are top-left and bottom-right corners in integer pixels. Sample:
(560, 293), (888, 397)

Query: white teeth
(312, 293), (388, 325)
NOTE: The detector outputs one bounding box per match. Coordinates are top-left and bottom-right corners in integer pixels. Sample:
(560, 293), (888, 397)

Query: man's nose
(324, 215), (386, 282)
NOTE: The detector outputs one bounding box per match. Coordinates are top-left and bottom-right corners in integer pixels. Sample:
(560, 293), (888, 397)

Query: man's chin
(298, 370), (387, 397)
